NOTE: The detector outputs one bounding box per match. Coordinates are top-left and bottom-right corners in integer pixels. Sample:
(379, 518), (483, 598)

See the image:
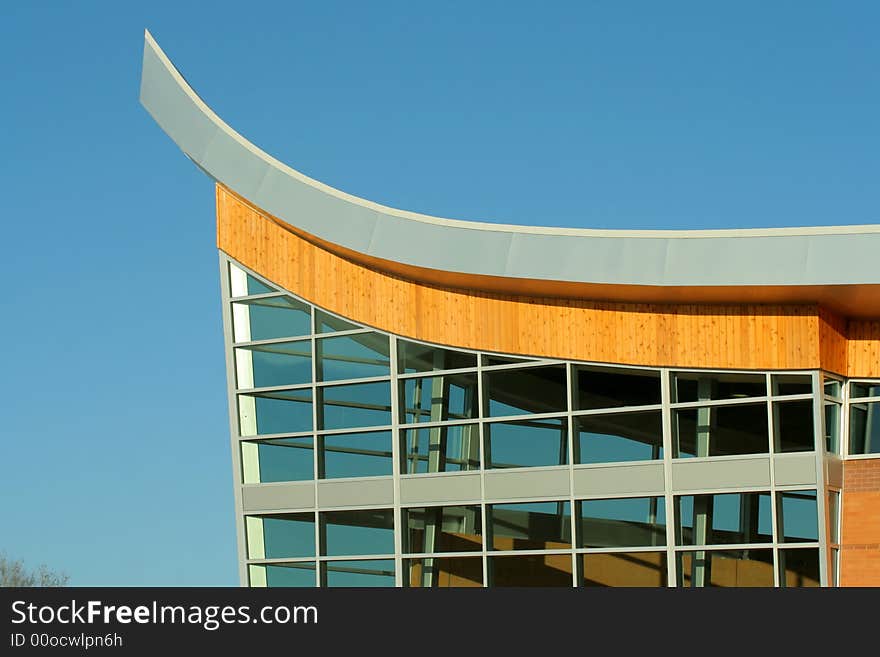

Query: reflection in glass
(773, 400), (815, 453)
(323, 559), (395, 587)
(316, 333), (390, 382)
(579, 552), (667, 587)
(239, 388), (312, 436)
(229, 265), (275, 297)
(488, 502), (571, 550)
(574, 366), (661, 410)
(578, 497), (666, 548)
(485, 418), (568, 469)
(824, 379), (842, 399)
(772, 374), (813, 396)
(849, 401), (880, 455)
(777, 490), (819, 543)
(850, 382), (880, 399)
(672, 372), (766, 403)
(401, 424), (480, 474)
(321, 509), (395, 556)
(249, 563), (316, 587)
(319, 382), (392, 430)
(241, 437), (313, 483)
(398, 340), (477, 373)
(484, 366), (567, 416)
(319, 431), (392, 479)
(236, 340), (311, 388)
(405, 557), (483, 587)
(779, 548), (820, 587)
(247, 514), (315, 559)
(314, 309), (359, 334)
(677, 550), (774, 587)
(676, 493), (772, 545)
(673, 404), (769, 457)
(401, 373), (478, 424)
(233, 296), (311, 342)
(824, 402), (840, 453)
(482, 355), (535, 367)
(489, 555), (573, 587)
(575, 411), (662, 464)
(402, 506), (482, 553)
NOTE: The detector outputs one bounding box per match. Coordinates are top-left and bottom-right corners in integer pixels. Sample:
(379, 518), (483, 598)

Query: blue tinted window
(320, 431), (392, 479)
(320, 382), (392, 430)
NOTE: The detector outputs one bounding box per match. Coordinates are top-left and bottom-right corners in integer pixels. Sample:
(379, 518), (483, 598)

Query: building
(139, 31), (880, 587)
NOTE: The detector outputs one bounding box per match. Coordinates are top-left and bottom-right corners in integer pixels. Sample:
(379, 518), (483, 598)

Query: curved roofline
(139, 30), (880, 290)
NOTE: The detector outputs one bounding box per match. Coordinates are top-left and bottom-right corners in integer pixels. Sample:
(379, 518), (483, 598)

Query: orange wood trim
(217, 187), (880, 319)
(819, 308), (848, 376)
(217, 185), (834, 371)
(847, 320), (880, 378)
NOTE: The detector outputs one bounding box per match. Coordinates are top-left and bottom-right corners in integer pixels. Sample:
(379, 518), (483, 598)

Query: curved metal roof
(139, 30), (880, 293)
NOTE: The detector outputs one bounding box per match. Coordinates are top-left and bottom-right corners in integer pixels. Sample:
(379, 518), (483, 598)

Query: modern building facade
(140, 31), (880, 587)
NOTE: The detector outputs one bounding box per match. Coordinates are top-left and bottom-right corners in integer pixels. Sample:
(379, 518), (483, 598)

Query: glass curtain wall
(226, 260), (845, 588)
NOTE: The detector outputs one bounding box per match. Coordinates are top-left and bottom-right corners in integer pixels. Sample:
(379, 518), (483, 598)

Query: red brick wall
(841, 459), (880, 586)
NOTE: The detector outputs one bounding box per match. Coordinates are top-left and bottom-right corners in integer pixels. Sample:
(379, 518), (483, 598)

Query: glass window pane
(405, 557), (483, 587)
(575, 411), (662, 464)
(779, 548), (820, 587)
(316, 333), (390, 382)
(777, 490), (819, 543)
(249, 563), (316, 587)
(314, 309), (359, 334)
(319, 382), (392, 430)
(398, 340), (477, 373)
(229, 264), (277, 297)
(242, 437), (313, 483)
(574, 366), (661, 410)
(489, 502), (571, 550)
(482, 355), (536, 367)
(580, 552), (667, 587)
(772, 374), (813, 396)
(774, 399), (816, 453)
(401, 373), (478, 424)
(851, 382), (880, 399)
(401, 424), (480, 474)
(402, 506), (483, 553)
(485, 366), (567, 417)
(824, 379), (842, 399)
(247, 514), (315, 559)
(233, 296), (311, 342)
(489, 554), (573, 586)
(239, 388), (312, 436)
(849, 401), (880, 455)
(321, 509), (395, 556)
(672, 372), (766, 403)
(824, 402), (840, 453)
(676, 493), (772, 545)
(677, 550), (774, 587)
(319, 430), (392, 479)
(485, 417), (568, 469)
(673, 404), (769, 457)
(323, 559), (395, 587)
(578, 497), (666, 548)
(236, 340), (311, 389)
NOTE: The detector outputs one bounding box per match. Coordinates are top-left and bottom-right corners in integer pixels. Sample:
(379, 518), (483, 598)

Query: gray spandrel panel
(242, 482), (315, 513)
(671, 457), (771, 491)
(316, 477), (395, 508)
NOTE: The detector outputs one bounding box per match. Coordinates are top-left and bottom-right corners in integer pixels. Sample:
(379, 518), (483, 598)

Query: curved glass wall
(224, 259), (865, 588)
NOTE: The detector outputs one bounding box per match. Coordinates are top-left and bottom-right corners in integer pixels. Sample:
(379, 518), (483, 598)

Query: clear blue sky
(0, 2), (876, 585)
